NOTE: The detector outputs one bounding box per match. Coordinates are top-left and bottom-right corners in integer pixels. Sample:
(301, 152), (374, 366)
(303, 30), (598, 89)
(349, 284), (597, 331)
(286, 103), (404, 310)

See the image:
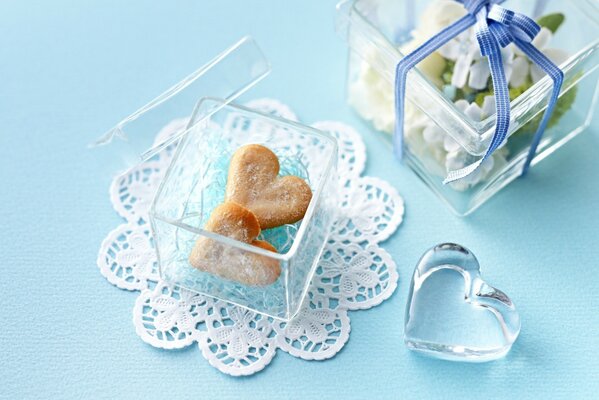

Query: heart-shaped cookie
(404, 243), (520, 362)
(188, 202), (281, 286)
(225, 144), (312, 229)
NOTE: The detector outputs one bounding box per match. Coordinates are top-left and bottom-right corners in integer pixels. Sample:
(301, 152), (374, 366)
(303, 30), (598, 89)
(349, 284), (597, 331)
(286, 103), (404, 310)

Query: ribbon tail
(444, 29), (511, 183)
(394, 14), (476, 161)
(515, 39), (564, 175)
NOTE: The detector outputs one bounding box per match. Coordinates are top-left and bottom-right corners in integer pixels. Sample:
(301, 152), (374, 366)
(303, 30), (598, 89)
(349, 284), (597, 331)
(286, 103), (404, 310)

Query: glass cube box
(151, 99), (338, 320)
(337, 0), (599, 215)
(93, 37), (338, 320)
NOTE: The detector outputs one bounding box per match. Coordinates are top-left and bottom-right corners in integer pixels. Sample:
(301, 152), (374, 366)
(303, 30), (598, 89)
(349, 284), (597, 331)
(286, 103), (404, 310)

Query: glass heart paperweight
(404, 243), (521, 362)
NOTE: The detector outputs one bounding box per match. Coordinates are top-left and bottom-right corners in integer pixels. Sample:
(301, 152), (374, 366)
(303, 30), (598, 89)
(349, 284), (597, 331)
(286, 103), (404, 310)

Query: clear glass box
(337, 0), (599, 215)
(151, 99), (338, 320)
(93, 37), (338, 320)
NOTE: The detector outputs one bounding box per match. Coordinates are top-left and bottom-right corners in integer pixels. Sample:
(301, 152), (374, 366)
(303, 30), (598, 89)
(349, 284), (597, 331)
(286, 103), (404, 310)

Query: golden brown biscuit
(225, 144), (312, 229)
(188, 202), (281, 286)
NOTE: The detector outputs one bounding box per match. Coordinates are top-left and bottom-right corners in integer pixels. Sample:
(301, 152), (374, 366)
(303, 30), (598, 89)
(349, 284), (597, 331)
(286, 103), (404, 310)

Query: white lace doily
(97, 98), (405, 376)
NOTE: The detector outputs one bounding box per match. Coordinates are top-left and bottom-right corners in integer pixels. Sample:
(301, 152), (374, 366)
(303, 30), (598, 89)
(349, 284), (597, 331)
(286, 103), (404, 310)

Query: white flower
(413, 0), (467, 40)
(465, 27), (569, 90)
(471, 45), (520, 89)
(438, 28), (525, 90)
(400, 0), (460, 88)
(506, 56), (528, 87)
(414, 4), (565, 91)
(514, 27), (570, 84)
(438, 27), (478, 88)
(415, 52), (447, 88)
(420, 99), (488, 154)
(348, 61), (395, 133)
(398, 29), (447, 87)
(444, 99), (508, 190)
(404, 98), (509, 191)
(447, 27), (569, 90)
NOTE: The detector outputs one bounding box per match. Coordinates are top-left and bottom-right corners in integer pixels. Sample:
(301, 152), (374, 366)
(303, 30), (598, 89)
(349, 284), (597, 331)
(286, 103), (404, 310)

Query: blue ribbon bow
(394, 0), (564, 183)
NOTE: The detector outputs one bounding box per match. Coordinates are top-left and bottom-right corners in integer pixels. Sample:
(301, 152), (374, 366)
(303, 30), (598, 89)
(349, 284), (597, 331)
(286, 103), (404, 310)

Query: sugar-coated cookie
(188, 202), (280, 286)
(225, 144), (312, 229)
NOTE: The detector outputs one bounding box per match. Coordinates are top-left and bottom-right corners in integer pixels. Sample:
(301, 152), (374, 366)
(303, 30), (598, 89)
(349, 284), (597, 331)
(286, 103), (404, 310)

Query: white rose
(417, 0), (467, 38)
(400, 0), (465, 87)
(348, 62), (395, 133)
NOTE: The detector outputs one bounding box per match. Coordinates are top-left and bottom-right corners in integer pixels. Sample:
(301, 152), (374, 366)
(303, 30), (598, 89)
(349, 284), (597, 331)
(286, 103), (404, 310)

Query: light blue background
(1, 1), (598, 399)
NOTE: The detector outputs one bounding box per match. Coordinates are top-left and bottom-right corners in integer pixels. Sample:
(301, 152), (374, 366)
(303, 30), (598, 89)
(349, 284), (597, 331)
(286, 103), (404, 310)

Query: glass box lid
(90, 36), (271, 174)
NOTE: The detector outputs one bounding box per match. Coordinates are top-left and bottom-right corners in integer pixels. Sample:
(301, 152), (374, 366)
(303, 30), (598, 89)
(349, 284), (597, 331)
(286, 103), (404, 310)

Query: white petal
(481, 96), (496, 118)
(503, 63), (513, 85)
(501, 45), (515, 63)
(464, 102), (482, 121)
(431, 146), (447, 164)
(445, 150), (467, 170)
(532, 27), (552, 50)
(438, 42), (461, 61)
(452, 51), (474, 88)
(471, 44), (484, 61)
(418, 52), (446, 87)
(454, 99), (470, 111)
(468, 60), (491, 90)
(448, 180), (471, 192)
(509, 56), (530, 87)
(423, 125), (444, 144)
(514, 45), (525, 57)
(429, 1), (468, 30)
(444, 136), (461, 152)
(443, 84), (457, 99)
(455, 29), (472, 44)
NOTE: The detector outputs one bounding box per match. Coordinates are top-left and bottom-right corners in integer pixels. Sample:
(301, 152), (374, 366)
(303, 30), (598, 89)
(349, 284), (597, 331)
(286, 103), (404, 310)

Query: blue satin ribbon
(394, 0), (564, 183)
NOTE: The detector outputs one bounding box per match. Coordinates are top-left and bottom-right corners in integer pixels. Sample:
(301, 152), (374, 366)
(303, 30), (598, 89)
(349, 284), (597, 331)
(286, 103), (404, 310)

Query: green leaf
(514, 72), (582, 138)
(536, 13), (565, 34)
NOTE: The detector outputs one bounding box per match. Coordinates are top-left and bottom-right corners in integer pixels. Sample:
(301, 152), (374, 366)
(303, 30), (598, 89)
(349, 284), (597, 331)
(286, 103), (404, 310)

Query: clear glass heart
(404, 243), (520, 362)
